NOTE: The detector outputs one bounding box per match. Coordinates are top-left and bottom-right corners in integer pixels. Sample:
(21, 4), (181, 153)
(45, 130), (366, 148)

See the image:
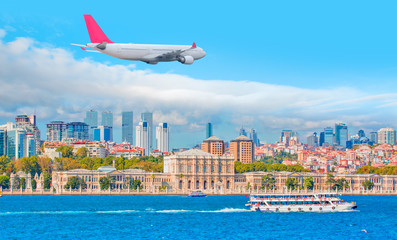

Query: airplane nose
(201, 50), (206, 58)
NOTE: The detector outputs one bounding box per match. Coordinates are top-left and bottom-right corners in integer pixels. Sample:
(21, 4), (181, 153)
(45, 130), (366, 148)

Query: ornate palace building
(5, 150), (394, 195)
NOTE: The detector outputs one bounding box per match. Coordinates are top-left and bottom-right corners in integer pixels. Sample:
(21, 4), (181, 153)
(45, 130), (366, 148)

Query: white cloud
(0, 33), (396, 144)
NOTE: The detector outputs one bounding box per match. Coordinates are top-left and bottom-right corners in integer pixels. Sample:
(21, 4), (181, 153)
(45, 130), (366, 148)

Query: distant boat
(188, 191), (206, 197)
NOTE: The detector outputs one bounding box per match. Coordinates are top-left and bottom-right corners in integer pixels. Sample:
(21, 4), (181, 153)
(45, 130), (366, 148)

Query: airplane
(72, 15), (206, 65)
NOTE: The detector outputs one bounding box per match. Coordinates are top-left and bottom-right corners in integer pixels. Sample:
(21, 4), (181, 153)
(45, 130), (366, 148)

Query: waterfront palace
(3, 149), (397, 194)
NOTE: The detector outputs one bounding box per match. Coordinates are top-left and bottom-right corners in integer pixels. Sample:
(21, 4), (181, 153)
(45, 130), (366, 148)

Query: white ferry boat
(246, 193), (357, 212)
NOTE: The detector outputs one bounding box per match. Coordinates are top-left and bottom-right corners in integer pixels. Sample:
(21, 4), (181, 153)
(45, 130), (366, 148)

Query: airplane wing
(155, 42), (197, 60)
(70, 43), (100, 53)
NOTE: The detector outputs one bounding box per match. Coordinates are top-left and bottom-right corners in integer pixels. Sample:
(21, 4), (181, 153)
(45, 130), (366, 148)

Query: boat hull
(251, 203), (356, 213)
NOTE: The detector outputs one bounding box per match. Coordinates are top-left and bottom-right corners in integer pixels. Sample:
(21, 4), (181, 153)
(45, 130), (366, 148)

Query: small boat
(246, 193), (356, 212)
(188, 191), (206, 197)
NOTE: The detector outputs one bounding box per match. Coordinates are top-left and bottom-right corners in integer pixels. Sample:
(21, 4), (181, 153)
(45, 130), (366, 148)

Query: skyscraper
(66, 122), (89, 140)
(239, 127), (247, 137)
(206, 122), (213, 139)
(335, 123), (348, 147)
(122, 111), (134, 144)
(0, 122), (35, 159)
(369, 132), (378, 145)
(141, 112), (153, 152)
(358, 130), (365, 138)
(0, 129), (5, 156)
(281, 130), (294, 144)
(307, 132), (318, 147)
(250, 129), (259, 146)
(94, 126), (112, 142)
(101, 111), (113, 141)
(85, 110), (98, 140)
(47, 121), (89, 141)
(156, 122), (170, 153)
(324, 127), (334, 146)
(47, 121), (67, 141)
(136, 121), (150, 155)
(377, 128), (396, 145)
(15, 115), (41, 155)
(319, 132), (325, 146)
(102, 111), (113, 127)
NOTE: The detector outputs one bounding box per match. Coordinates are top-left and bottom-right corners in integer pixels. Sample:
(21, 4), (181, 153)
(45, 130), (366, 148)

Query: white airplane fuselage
(86, 43), (206, 64)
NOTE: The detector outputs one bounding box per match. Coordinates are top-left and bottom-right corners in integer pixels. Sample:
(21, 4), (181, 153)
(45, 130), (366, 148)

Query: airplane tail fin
(83, 15), (114, 43)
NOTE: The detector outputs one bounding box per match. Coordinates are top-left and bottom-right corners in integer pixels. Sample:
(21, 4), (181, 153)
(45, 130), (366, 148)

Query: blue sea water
(0, 195), (396, 239)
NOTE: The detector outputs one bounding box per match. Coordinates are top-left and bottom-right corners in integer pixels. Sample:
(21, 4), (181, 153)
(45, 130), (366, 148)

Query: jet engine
(177, 55), (194, 65)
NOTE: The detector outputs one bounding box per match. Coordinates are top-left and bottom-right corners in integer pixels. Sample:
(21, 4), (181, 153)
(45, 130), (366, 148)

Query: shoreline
(2, 192), (397, 196)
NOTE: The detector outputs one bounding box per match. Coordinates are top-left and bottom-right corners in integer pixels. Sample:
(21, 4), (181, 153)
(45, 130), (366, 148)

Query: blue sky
(1, 0), (397, 148)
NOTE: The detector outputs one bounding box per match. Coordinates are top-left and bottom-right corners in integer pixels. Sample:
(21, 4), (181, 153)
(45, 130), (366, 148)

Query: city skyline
(2, 1), (397, 148)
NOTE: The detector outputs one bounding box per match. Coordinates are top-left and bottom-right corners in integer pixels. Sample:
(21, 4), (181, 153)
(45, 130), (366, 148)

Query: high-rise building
(369, 132), (378, 145)
(141, 112), (153, 152)
(249, 129), (259, 146)
(0, 129), (5, 156)
(319, 132), (325, 146)
(324, 127), (334, 146)
(47, 121), (67, 141)
(93, 125), (112, 142)
(156, 122), (170, 153)
(229, 135), (254, 163)
(358, 130), (365, 138)
(101, 111), (113, 141)
(0, 122), (35, 159)
(206, 122), (213, 139)
(335, 123), (348, 147)
(280, 130), (295, 144)
(47, 121), (89, 142)
(84, 110), (98, 140)
(102, 111), (113, 127)
(66, 122), (89, 140)
(377, 128), (396, 145)
(201, 136), (225, 156)
(136, 121), (150, 156)
(15, 115), (41, 155)
(122, 111), (134, 144)
(307, 132), (318, 147)
(239, 127), (247, 137)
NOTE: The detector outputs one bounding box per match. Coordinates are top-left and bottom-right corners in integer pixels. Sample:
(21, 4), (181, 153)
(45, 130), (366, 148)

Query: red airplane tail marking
(84, 15), (114, 43)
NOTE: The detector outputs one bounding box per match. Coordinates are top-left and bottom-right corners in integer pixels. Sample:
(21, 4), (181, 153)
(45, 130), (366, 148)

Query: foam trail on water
(0, 211), (89, 215)
(198, 208), (252, 213)
(154, 209), (193, 213)
(96, 210), (138, 214)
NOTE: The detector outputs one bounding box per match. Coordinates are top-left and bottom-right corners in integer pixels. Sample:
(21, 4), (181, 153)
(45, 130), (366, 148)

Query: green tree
(285, 177), (299, 190)
(43, 171), (52, 189)
(335, 178), (349, 190)
(64, 176), (80, 190)
(132, 179), (143, 190)
(326, 173), (336, 189)
(0, 175), (10, 189)
(0, 156), (11, 174)
(56, 146), (74, 158)
(261, 174), (276, 190)
(99, 177), (110, 190)
(159, 184), (167, 191)
(80, 178), (87, 189)
(20, 177), (26, 190)
(16, 157), (41, 176)
(303, 176), (314, 190)
(362, 180), (374, 190)
(76, 147), (89, 158)
(31, 179), (37, 190)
